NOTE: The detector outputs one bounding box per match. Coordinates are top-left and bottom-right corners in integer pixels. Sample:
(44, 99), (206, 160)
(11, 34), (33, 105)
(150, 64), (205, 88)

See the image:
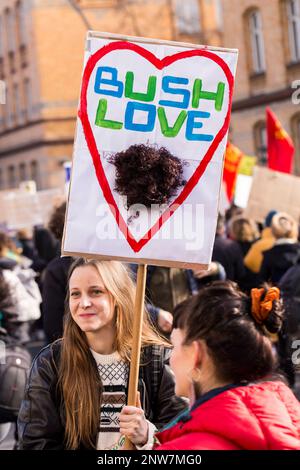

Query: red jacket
(155, 381), (300, 450)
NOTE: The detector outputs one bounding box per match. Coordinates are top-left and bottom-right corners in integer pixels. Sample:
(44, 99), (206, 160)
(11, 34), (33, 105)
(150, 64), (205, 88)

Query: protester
(279, 258), (300, 338)
(228, 215), (259, 257)
(42, 202), (73, 342)
(16, 228), (47, 274)
(33, 225), (59, 266)
(155, 281), (300, 450)
(18, 258), (186, 450)
(130, 262), (225, 336)
(0, 233), (41, 343)
(226, 215), (260, 292)
(212, 214), (245, 283)
(244, 210), (276, 274)
(260, 212), (300, 284)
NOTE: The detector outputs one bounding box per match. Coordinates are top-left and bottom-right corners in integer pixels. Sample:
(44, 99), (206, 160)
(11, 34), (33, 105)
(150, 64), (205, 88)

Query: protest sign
(62, 32), (238, 268)
(245, 166), (300, 222)
(234, 156), (256, 209)
(0, 188), (63, 230)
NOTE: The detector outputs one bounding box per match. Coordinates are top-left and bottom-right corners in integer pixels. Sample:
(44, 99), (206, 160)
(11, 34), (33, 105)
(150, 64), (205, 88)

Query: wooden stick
(124, 264), (148, 450)
(87, 30), (238, 54)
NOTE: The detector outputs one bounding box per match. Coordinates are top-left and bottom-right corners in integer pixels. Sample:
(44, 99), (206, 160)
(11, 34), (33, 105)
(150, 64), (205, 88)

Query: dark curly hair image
(109, 144), (186, 208)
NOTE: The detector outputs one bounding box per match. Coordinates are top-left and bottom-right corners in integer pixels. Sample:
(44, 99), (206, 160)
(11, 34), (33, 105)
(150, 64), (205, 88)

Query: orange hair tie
(250, 287), (280, 324)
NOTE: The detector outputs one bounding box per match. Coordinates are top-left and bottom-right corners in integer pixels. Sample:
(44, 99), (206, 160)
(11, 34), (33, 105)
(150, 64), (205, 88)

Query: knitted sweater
(91, 349), (157, 450)
(91, 350), (129, 450)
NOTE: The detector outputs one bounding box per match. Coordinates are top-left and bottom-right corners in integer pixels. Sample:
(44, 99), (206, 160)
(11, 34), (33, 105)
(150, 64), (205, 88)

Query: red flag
(266, 107), (294, 173)
(223, 141), (243, 201)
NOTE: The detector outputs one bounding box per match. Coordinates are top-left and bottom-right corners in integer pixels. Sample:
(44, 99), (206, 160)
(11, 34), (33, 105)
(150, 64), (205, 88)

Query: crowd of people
(0, 201), (300, 450)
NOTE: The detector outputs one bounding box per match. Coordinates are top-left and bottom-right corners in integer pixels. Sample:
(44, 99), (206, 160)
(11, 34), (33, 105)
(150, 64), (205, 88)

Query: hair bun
(250, 286), (283, 334)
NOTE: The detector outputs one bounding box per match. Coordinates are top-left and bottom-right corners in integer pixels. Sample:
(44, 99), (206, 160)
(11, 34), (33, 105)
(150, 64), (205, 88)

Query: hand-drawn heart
(79, 41), (234, 253)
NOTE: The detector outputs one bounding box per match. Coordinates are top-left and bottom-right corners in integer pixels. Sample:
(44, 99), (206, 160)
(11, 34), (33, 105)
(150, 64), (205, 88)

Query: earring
(190, 368), (202, 383)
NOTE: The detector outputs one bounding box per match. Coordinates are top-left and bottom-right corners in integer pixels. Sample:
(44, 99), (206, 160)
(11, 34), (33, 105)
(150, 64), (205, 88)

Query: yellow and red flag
(223, 141), (243, 201)
(266, 107), (294, 174)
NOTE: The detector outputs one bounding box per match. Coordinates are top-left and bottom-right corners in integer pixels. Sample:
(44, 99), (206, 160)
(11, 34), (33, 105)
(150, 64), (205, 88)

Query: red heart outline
(79, 41), (234, 252)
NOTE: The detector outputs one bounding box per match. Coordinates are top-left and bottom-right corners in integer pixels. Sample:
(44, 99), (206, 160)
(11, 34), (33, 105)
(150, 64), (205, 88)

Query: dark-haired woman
(155, 282), (300, 450)
(18, 258), (186, 450)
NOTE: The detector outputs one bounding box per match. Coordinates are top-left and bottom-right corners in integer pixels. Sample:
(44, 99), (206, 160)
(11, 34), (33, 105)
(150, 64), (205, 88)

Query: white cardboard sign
(63, 32), (238, 268)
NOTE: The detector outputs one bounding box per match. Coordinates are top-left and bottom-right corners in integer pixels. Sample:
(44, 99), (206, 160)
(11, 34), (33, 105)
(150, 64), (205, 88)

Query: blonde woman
(18, 258), (186, 450)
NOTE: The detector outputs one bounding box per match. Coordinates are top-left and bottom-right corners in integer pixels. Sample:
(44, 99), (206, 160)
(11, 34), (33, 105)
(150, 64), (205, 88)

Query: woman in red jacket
(155, 281), (300, 450)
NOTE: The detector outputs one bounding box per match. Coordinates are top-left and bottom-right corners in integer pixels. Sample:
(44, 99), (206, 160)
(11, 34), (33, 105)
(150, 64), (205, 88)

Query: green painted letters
(158, 107), (187, 137)
(95, 99), (123, 129)
(125, 71), (157, 102)
(192, 80), (225, 111)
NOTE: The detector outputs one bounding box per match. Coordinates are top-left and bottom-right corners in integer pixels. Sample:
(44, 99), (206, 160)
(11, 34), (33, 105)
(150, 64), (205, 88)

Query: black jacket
(18, 341), (187, 449)
(42, 257), (73, 342)
(212, 235), (245, 283)
(260, 243), (300, 284)
(279, 261), (300, 335)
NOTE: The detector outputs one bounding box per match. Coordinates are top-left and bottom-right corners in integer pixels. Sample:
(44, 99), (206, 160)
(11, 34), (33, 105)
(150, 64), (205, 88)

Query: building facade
(0, 0), (222, 190)
(1, 0), (299, 190)
(222, 0), (300, 175)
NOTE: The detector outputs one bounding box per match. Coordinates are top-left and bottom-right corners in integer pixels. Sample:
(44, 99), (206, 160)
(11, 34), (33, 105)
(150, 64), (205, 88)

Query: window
(0, 79), (5, 105)
(8, 165), (17, 188)
(173, 0), (201, 35)
(0, 105), (5, 131)
(0, 16), (3, 58)
(23, 78), (32, 120)
(13, 83), (21, 125)
(5, 9), (16, 53)
(6, 85), (13, 128)
(0, 83), (6, 129)
(0, 17), (4, 79)
(30, 161), (39, 188)
(20, 44), (27, 68)
(0, 58), (4, 80)
(19, 162), (26, 182)
(215, 0), (223, 31)
(248, 10), (266, 73)
(254, 122), (267, 165)
(287, 0), (300, 62)
(16, 1), (27, 46)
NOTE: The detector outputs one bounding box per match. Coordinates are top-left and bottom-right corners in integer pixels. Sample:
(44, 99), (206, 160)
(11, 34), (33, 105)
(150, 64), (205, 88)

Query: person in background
(228, 216), (259, 257)
(16, 228), (48, 274)
(33, 225), (59, 266)
(130, 262), (226, 336)
(154, 282), (300, 450)
(212, 214), (245, 283)
(0, 262), (41, 344)
(244, 210), (277, 274)
(42, 202), (73, 342)
(224, 205), (244, 228)
(279, 256), (300, 341)
(260, 212), (300, 284)
(227, 216), (260, 292)
(0, 231), (41, 343)
(130, 265), (192, 336)
(18, 258), (186, 450)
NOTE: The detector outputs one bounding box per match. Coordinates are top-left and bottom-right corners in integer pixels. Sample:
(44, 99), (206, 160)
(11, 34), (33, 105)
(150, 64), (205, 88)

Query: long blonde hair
(58, 258), (169, 449)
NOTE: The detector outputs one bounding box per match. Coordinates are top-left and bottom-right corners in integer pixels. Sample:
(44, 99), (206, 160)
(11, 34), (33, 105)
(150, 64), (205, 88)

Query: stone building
(0, 0), (222, 190)
(222, 0), (300, 174)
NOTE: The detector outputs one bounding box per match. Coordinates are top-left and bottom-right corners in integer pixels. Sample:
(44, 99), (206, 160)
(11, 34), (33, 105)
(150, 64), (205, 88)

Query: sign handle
(124, 264), (148, 450)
